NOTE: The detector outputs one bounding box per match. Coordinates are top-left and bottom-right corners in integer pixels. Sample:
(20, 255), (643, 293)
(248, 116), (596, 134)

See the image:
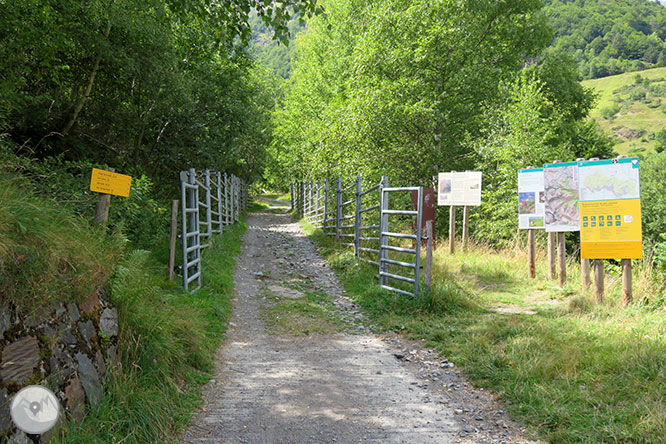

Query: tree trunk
(62, 21), (112, 135)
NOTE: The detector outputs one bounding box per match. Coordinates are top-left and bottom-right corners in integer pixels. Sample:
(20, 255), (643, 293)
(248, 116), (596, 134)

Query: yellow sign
(578, 157), (642, 259)
(580, 199), (642, 259)
(90, 168), (132, 197)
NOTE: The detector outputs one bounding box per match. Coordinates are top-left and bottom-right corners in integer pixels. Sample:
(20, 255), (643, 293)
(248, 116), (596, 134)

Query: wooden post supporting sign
(528, 229), (536, 279)
(462, 205), (470, 251)
(594, 259), (604, 303)
(548, 232), (557, 280)
(622, 259), (632, 306)
(557, 231), (566, 286)
(93, 167), (115, 225)
(449, 205), (456, 254)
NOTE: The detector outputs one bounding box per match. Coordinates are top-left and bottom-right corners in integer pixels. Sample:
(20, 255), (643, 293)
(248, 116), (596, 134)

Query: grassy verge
(260, 283), (349, 336)
(55, 217), (247, 443)
(303, 222), (666, 443)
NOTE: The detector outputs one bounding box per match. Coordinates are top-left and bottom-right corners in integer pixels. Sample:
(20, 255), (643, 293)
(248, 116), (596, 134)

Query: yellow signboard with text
(578, 158), (642, 259)
(90, 168), (132, 197)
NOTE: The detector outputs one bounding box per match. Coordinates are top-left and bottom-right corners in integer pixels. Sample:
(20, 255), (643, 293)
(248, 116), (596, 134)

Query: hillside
(544, 0), (666, 79)
(582, 66), (666, 154)
(249, 12), (304, 79)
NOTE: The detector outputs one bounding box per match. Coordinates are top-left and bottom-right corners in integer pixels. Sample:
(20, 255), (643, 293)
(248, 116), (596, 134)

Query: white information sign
(518, 168), (545, 229)
(437, 171), (482, 206)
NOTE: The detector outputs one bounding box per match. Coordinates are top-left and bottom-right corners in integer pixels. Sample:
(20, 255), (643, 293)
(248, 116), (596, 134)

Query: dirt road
(182, 208), (537, 444)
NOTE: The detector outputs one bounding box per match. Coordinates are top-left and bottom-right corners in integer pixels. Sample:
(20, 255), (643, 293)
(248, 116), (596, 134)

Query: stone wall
(0, 284), (118, 442)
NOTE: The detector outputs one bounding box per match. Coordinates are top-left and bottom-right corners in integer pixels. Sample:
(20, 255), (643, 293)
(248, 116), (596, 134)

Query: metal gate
(179, 168), (247, 293)
(379, 186), (423, 297)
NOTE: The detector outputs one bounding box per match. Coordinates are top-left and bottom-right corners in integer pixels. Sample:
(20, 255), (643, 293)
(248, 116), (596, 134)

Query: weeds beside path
(56, 217), (247, 443)
(181, 207), (540, 444)
(304, 224), (666, 443)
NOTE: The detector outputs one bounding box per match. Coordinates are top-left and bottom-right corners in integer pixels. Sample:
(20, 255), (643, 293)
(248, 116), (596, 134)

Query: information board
(579, 157), (642, 259)
(543, 162), (580, 232)
(517, 168), (545, 229)
(437, 171), (482, 206)
(90, 168), (132, 197)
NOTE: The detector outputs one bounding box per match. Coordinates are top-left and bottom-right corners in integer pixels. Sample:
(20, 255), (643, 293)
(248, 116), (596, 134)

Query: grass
(582, 66), (666, 155)
(260, 285), (348, 336)
(52, 215), (247, 443)
(303, 221), (666, 443)
(0, 176), (123, 313)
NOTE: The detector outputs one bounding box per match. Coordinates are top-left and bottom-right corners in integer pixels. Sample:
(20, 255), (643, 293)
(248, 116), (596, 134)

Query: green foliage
(0, 176), (124, 312)
(544, 0), (666, 79)
(55, 216), (246, 443)
(655, 128), (666, 152)
(0, 0), (306, 189)
(641, 150), (666, 244)
(271, 0), (553, 188)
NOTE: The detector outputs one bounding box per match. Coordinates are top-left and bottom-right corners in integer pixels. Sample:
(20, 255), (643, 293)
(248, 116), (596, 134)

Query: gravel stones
(0, 336), (40, 384)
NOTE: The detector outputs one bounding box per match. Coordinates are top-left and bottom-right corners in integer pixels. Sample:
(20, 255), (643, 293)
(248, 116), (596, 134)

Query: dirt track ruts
(182, 207), (538, 444)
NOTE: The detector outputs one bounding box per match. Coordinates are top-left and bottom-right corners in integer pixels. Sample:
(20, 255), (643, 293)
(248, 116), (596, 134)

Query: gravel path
(182, 210), (538, 444)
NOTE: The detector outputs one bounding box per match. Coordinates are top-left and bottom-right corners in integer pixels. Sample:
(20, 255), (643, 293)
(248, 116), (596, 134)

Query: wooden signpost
(90, 167), (133, 224)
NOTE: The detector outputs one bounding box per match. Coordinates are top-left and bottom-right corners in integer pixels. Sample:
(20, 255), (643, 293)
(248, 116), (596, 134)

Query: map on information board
(579, 157), (642, 259)
(543, 162), (580, 232)
(579, 160), (640, 202)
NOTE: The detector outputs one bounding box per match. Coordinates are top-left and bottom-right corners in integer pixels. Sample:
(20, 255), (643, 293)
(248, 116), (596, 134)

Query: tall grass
(53, 217), (246, 443)
(0, 176), (123, 313)
(304, 221), (666, 443)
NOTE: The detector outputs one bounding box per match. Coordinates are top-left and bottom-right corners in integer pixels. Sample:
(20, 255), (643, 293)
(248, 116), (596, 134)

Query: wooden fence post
(93, 167), (115, 224)
(557, 231), (566, 286)
(622, 259), (632, 306)
(462, 205), (470, 251)
(449, 205), (456, 254)
(528, 229), (536, 279)
(581, 258), (591, 289)
(168, 199), (179, 280)
(425, 220), (433, 290)
(594, 259), (604, 303)
(548, 232), (557, 280)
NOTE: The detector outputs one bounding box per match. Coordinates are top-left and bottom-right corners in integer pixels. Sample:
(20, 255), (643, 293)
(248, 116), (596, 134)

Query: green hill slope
(582, 66), (666, 154)
(544, 0), (666, 79)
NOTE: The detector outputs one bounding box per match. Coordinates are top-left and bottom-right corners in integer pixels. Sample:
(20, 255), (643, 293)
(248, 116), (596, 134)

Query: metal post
(323, 179), (329, 230)
(414, 186), (423, 297)
(204, 169), (212, 237)
(216, 171), (223, 234)
(336, 177), (342, 242)
(354, 176), (362, 256)
(316, 180), (321, 225)
(378, 176), (389, 286)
